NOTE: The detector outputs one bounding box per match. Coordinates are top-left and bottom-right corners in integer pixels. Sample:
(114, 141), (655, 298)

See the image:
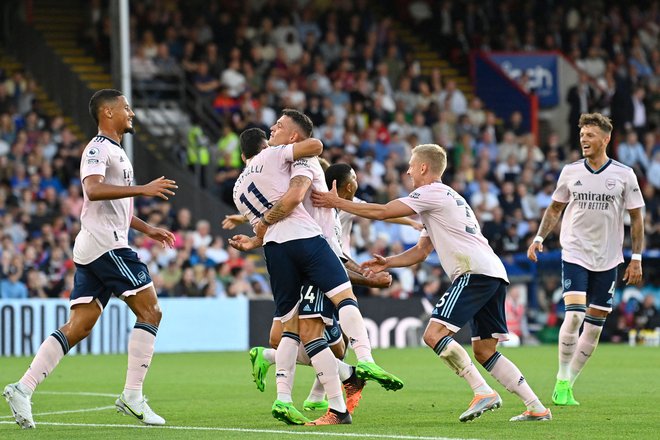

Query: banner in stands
(249, 297), (469, 348)
(487, 52), (559, 107)
(0, 297), (249, 356)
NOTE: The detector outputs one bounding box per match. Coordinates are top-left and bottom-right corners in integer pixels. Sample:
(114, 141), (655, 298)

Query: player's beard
(124, 126), (135, 135)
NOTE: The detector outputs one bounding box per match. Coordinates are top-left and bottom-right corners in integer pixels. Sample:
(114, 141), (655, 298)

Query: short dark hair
(89, 89), (123, 125)
(240, 127), (268, 159)
(281, 108), (313, 138)
(325, 163), (353, 190)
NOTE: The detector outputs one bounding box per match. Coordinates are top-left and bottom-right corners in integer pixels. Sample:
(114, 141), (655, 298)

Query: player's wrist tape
(631, 253), (642, 261)
(533, 236), (544, 244)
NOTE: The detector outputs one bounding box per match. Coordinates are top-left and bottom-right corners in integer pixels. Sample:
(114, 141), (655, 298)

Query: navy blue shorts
(71, 248), (153, 310)
(431, 273), (509, 341)
(264, 236), (350, 323)
(299, 282), (335, 326)
(561, 260), (617, 311)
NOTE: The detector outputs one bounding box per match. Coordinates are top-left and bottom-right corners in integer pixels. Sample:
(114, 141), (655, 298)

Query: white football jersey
(398, 181), (509, 283)
(74, 135), (134, 265)
(291, 156), (344, 257)
(553, 159), (645, 271)
(233, 144), (321, 244)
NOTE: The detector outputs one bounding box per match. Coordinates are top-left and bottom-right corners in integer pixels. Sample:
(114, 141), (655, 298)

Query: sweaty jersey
(73, 135), (134, 265)
(291, 156), (343, 257)
(398, 181), (509, 283)
(233, 144), (321, 244)
(553, 159), (645, 271)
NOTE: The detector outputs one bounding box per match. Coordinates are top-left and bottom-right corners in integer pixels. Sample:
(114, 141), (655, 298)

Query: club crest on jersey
(564, 279), (572, 289)
(409, 191), (420, 199)
(137, 271), (147, 282)
(606, 179), (615, 190)
(87, 147), (99, 157)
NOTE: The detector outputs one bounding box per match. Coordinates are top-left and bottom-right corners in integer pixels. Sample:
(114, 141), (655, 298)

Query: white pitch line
(0, 405), (115, 419)
(0, 421), (483, 440)
(37, 391), (117, 398)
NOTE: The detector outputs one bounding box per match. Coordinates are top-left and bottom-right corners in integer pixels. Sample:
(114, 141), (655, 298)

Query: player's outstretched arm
(623, 207), (644, 286)
(130, 216), (175, 248)
(83, 175), (177, 201)
(291, 138), (323, 160)
(384, 216), (424, 230)
(342, 254), (392, 288)
(347, 268), (392, 288)
(526, 200), (567, 262)
(222, 214), (248, 230)
(362, 236), (434, 273)
(312, 181), (415, 220)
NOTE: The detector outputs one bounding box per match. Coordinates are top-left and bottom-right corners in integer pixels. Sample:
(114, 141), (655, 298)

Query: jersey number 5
(239, 182), (273, 218)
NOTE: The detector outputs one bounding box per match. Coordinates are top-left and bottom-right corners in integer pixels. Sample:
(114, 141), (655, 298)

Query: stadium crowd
(1, 0), (659, 341)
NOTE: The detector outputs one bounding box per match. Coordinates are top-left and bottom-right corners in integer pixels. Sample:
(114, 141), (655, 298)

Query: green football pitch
(1, 344), (658, 439)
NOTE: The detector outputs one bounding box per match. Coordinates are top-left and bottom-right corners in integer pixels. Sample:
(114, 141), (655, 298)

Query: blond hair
(412, 144), (448, 177)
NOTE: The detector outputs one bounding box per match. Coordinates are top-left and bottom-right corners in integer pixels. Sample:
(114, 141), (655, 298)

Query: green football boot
(271, 400), (310, 425)
(356, 361), (403, 391)
(552, 379), (580, 406)
(249, 347), (270, 392)
(303, 399), (329, 412)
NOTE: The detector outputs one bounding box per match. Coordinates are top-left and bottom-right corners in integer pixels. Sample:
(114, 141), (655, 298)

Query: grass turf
(1, 344), (658, 439)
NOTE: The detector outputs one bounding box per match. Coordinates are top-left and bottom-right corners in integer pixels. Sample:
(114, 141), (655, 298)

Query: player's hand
(410, 221), (424, 231)
(146, 226), (175, 248)
(222, 214), (247, 230)
(311, 180), (340, 208)
(366, 270), (392, 288)
(623, 260), (643, 286)
(228, 234), (263, 251)
(361, 253), (389, 274)
(527, 241), (543, 262)
(141, 176), (178, 200)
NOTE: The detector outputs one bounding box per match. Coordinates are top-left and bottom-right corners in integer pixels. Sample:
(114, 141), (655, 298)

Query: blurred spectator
(633, 294), (660, 330)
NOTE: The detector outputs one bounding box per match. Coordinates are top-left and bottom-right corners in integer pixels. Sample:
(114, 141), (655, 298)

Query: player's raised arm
(291, 138), (323, 160)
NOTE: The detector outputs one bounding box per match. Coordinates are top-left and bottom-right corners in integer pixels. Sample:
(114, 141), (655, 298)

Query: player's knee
(330, 340), (346, 359)
(472, 346), (495, 366)
(269, 333), (281, 349)
(64, 320), (94, 345)
(422, 329), (439, 349)
(136, 303), (162, 326)
(299, 319), (325, 343)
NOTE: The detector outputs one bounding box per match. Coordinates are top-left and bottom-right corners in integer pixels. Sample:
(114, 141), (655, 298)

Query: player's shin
(483, 352), (546, 413)
(20, 331), (69, 394)
(336, 298), (373, 362)
(569, 315), (605, 385)
(275, 332), (300, 403)
(123, 322), (158, 402)
(305, 338), (346, 413)
(433, 336), (493, 395)
(557, 305), (586, 380)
